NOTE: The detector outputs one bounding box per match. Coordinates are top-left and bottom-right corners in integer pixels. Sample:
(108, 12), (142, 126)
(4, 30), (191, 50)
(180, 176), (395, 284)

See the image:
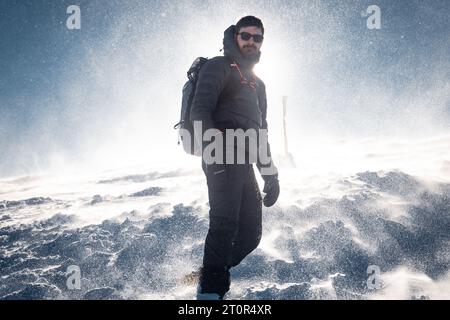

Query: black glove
(262, 174), (280, 207)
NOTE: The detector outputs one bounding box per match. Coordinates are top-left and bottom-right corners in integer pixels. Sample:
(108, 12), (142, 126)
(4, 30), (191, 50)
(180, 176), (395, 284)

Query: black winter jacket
(190, 25), (277, 176)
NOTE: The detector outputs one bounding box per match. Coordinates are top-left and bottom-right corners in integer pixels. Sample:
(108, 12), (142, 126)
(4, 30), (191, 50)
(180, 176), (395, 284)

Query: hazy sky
(0, 0), (449, 178)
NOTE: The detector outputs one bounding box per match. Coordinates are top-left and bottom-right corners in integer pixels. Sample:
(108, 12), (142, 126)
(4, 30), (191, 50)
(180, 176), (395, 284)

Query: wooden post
(282, 95), (289, 157)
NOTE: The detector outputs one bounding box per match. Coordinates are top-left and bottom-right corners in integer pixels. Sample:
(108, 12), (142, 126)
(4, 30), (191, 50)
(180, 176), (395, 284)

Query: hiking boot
(180, 267), (202, 286)
(196, 283), (222, 300)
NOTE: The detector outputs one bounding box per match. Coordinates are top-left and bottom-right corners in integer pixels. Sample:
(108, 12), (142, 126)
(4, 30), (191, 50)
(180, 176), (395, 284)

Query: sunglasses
(237, 32), (264, 43)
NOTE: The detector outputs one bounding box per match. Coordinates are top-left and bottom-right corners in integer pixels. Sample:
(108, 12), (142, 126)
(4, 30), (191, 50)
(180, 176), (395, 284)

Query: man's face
(235, 26), (263, 58)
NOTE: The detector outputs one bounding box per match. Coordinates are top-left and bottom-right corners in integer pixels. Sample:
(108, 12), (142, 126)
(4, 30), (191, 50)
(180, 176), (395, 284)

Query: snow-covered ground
(1, 134), (450, 300)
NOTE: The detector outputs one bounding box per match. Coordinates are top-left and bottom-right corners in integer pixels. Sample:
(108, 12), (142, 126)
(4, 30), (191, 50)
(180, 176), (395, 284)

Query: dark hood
(223, 25), (261, 70)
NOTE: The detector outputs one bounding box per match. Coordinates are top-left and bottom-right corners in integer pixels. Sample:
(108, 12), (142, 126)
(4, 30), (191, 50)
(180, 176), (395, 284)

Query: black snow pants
(200, 159), (263, 297)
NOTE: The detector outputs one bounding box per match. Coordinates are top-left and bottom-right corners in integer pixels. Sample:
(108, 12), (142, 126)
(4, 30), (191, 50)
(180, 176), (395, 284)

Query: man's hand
(262, 174), (280, 207)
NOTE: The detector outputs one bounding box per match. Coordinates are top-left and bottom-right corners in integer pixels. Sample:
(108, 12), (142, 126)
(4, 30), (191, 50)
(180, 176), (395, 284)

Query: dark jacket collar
(223, 25), (261, 70)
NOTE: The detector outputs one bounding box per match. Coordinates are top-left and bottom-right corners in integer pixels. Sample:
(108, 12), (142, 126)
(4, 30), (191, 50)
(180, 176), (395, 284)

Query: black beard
(242, 50), (259, 61)
(243, 46), (257, 52)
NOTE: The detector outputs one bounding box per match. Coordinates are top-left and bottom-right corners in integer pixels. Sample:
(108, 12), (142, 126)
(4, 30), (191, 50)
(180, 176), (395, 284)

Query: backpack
(173, 57), (209, 156)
